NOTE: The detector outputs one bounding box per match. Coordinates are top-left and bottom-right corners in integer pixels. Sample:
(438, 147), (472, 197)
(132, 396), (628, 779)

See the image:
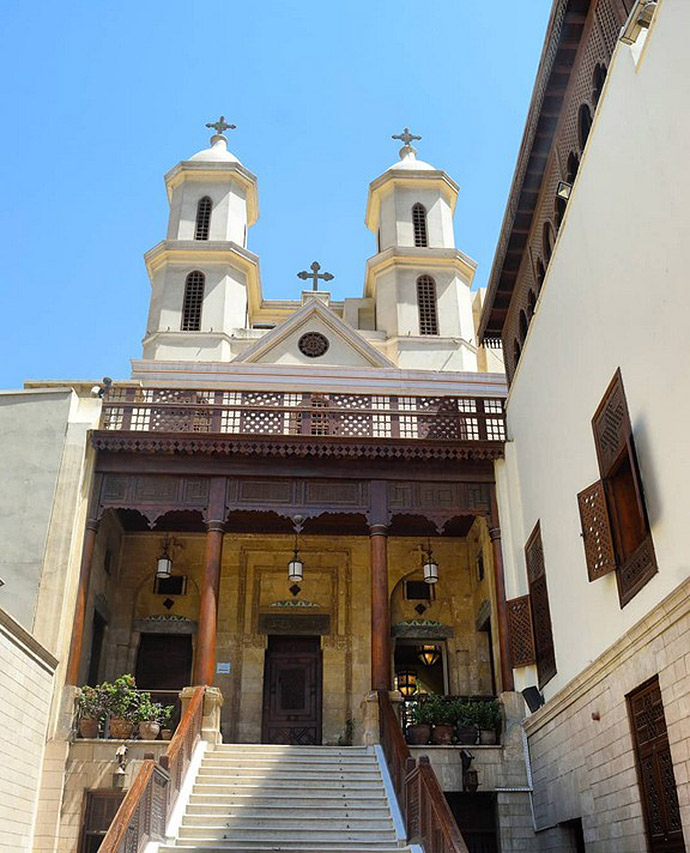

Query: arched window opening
(513, 339), (522, 369)
(412, 204), (428, 248)
(555, 194), (567, 229)
(536, 258), (546, 293)
(592, 63), (607, 107)
(543, 221), (555, 265)
(181, 271), (205, 331)
(578, 104), (593, 152)
(416, 275), (439, 335)
(527, 289), (537, 319)
(194, 197), (212, 240)
(519, 310), (529, 342)
(566, 151), (580, 185)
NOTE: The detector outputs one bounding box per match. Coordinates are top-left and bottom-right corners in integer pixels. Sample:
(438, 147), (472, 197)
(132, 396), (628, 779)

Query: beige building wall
(0, 609), (57, 853)
(494, 2), (690, 848)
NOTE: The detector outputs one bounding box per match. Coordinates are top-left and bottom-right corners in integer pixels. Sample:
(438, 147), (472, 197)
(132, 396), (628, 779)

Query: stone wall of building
(0, 607), (57, 852)
(524, 577), (690, 852)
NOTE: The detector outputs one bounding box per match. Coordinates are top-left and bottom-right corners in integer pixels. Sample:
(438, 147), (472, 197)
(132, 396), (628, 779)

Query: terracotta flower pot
(406, 724), (431, 745)
(480, 729), (497, 745)
(160, 729), (172, 741)
(455, 725), (478, 745)
(432, 724), (454, 745)
(138, 721), (161, 740)
(79, 718), (100, 739)
(109, 718), (134, 739)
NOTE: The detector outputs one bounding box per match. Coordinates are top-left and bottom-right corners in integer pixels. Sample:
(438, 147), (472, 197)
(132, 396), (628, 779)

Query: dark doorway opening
(559, 818), (586, 852)
(445, 792), (499, 853)
(262, 635), (322, 745)
(87, 611), (107, 686)
(79, 790), (124, 853)
(135, 633), (193, 718)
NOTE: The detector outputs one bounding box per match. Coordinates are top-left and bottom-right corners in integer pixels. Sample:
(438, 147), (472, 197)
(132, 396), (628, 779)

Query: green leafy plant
(76, 685), (105, 720)
(134, 693), (165, 725)
(452, 700), (476, 728)
(99, 674), (139, 722)
(410, 697), (436, 726)
(473, 699), (502, 732)
(160, 704), (175, 729)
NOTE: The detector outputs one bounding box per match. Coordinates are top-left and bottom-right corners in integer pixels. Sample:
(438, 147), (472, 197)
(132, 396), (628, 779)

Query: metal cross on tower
(206, 115), (236, 136)
(392, 127), (422, 147)
(297, 261), (335, 291)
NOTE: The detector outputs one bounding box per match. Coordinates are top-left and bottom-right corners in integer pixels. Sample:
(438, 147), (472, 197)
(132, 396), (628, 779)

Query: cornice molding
(365, 247), (477, 298)
(164, 159), (259, 225)
(366, 169), (460, 232)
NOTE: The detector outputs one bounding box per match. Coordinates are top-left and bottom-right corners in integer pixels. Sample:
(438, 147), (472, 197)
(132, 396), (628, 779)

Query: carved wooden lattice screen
(628, 677), (686, 853)
(577, 480), (616, 581)
(506, 595), (536, 667)
(525, 522), (556, 688)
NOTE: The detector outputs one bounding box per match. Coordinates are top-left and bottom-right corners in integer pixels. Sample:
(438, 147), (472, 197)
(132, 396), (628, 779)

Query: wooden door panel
(262, 636), (322, 744)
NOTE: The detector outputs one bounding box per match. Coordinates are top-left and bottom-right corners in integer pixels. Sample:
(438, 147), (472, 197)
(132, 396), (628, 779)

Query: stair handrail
(378, 690), (469, 853)
(99, 685), (206, 853)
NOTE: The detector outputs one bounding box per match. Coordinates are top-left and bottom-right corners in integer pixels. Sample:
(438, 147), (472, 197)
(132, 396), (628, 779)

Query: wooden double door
(262, 635), (322, 745)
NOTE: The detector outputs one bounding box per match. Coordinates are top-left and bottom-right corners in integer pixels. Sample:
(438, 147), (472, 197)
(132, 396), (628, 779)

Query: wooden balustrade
(99, 686), (205, 853)
(378, 691), (469, 853)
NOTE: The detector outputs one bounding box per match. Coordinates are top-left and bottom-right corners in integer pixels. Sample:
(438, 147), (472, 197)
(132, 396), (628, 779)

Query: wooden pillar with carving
(369, 480), (391, 691)
(489, 485), (514, 692)
(65, 473), (103, 686)
(192, 477), (226, 687)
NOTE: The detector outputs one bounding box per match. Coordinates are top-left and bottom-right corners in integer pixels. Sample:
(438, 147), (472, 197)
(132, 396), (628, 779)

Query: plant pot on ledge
(109, 718), (135, 740)
(406, 724), (432, 745)
(431, 724), (454, 745)
(138, 721), (161, 740)
(455, 725), (478, 745)
(479, 728), (497, 745)
(160, 728), (172, 741)
(78, 718), (100, 739)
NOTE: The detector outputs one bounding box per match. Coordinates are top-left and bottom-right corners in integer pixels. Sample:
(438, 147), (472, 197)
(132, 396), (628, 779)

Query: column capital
(85, 517), (100, 533)
(205, 521), (225, 534)
(488, 523), (501, 542)
(369, 523), (389, 537)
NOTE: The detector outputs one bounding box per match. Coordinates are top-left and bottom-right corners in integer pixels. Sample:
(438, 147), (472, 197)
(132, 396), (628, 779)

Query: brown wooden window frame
(79, 789), (125, 853)
(181, 270), (205, 331)
(412, 203), (428, 248)
(577, 369), (657, 607)
(627, 676), (686, 853)
(524, 521), (556, 688)
(194, 196), (212, 240)
(416, 275), (439, 336)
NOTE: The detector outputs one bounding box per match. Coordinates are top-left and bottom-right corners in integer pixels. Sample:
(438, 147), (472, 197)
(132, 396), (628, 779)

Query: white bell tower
(142, 117), (260, 362)
(364, 129), (478, 370)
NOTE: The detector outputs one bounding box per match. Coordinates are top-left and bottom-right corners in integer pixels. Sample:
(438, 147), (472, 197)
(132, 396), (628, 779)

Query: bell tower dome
(364, 129), (478, 370)
(142, 117), (261, 363)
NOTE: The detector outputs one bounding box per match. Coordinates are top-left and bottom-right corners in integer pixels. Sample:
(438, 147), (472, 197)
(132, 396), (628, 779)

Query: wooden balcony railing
(99, 686), (205, 853)
(100, 388), (506, 444)
(378, 691), (469, 853)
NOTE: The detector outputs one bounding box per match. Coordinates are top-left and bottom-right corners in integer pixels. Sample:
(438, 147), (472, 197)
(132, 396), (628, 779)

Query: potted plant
(429, 695), (456, 745)
(101, 674), (139, 739)
(75, 685), (104, 738)
(454, 701), (479, 745)
(475, 699), (502, 745)
(406, 698), (434, 745)
(160, 705), (175, 741)
(136, 693), (164, 740)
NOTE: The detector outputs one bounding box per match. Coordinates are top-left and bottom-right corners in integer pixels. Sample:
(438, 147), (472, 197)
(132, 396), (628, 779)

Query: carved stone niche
(258, 613), (331, 636)
(133, 615), (197, 635)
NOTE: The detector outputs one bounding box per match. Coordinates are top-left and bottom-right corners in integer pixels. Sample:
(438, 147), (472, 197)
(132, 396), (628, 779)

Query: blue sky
(0, 0), (551, 387)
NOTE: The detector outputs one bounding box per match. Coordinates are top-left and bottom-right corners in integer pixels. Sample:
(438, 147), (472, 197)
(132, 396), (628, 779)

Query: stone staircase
(159, 743), (412, 852)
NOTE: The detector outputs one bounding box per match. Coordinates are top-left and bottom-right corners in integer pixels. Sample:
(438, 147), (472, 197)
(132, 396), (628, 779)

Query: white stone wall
(0, 608), (57, 852)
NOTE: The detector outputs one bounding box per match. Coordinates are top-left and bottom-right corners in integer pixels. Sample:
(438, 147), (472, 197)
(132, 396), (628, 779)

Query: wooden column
(65, 518), (99, 685)
(489, 486), (514, 692)
(193, 478), (226, 686)
(370, 523), (391, 691)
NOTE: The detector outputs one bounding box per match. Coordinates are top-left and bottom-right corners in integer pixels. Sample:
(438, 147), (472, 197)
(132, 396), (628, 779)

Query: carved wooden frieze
(388, 481), (491, 516)
(99, 474), (210, 512)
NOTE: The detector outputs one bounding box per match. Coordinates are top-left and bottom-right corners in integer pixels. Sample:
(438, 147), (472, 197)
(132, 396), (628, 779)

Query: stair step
(203, 758), (378, 769)
(197, 770), (381, 781)
(178, 828), (398, 842)
(161, 846), (408, 852)
(214, 745), (370, 754)
(188, 793), (389, 807)
(194, 781), (384, 794)
(185, 805), (392, 818)
(182, 815), (394, 829)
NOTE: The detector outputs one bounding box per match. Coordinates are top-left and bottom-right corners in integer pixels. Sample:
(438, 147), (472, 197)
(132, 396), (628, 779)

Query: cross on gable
(392, 126), (422, 148)
(297, 261), (335, 292)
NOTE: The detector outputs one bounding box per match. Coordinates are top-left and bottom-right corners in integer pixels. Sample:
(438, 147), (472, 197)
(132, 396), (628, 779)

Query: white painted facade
(139, 133), (500, 378)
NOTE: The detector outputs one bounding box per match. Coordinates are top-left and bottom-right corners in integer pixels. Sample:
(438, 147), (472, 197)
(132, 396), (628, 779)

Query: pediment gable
(233, 299), (394, 368)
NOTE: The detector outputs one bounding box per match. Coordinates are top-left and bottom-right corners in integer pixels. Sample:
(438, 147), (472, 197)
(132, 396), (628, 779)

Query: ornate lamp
(156, 536), (176, 579)
(288, 537), (304, 582)
(422, 540), (439, 584)
(418, 644), (440, 667)
(396, 670), (417, 697)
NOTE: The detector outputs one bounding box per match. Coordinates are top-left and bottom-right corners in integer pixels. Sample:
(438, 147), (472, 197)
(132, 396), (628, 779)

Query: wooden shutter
(628, 678), (686, 852)
(577, 480), (617, 581)
(525, 523), (556, 688)
(506, 595), (536, 667)
(592, 368), (631, 477)
(80, 790), (124, 853)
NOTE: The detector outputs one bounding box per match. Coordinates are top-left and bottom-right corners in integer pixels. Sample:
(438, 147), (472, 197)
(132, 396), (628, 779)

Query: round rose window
(298, 332), (330, 358)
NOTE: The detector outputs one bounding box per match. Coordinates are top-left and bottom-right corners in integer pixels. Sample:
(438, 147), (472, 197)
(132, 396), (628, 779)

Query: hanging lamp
(156, 536), (174, 579)
(422, 539), (439, 584)
(396, 669), (417, 697)
(288, 535), (304, 582)
(418, 644), (440, 667)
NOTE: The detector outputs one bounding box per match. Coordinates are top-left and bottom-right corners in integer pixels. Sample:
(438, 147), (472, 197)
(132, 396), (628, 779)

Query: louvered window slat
(525, 522), (556, 688)
(194, 196), (212, 240)
(507, 595), (536, 667)
(181, 271), (205, 331)
(412, 203), (428, 247)
(416, 275), (439, 336)
(577, 479), (617, 581)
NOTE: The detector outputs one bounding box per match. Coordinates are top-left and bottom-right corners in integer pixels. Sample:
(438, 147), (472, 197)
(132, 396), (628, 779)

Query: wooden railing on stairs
(99, 686), (206, 853)
(378, 690), (469, 853)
